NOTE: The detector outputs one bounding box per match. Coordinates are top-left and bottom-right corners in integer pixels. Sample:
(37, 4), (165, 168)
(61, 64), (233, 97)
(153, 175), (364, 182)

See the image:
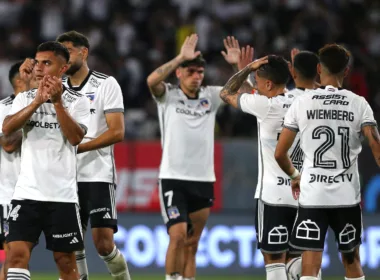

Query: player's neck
(69, 65), (90, 86)
(180, 85), (199, 99)
(320, 75), (344, 88)
(267, 87), (285, 98)
(295, 80), (315, 90)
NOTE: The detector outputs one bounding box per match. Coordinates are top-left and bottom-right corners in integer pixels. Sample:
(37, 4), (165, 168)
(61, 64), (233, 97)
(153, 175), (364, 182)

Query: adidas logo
(70, 237), (79, 244)
(103, 213), (111, 219)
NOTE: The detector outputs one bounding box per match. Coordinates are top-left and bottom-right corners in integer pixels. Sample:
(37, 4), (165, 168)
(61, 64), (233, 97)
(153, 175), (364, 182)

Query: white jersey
(154, 83), (223, 182)
(0, 95), (21, 204)
(62, 71), (124, 183)
(284, 85), (377, 207)
(8, 87), (90, 203)
(238, 89), (305, 207)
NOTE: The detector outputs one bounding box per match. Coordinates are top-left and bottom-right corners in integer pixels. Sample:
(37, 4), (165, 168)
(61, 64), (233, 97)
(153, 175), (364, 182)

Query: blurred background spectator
(0, 0), (378, 139)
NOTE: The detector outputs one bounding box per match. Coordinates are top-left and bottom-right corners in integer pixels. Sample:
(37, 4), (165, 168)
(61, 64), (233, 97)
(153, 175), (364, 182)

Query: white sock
(165, 274), (183, 280)
(100, 245), (131, 280)
(7, 268), (31, 279)
(345, 277), (365, 280)
(265, 263), (287, 280)
(183, 278), (195, 280)
(76, 249), (89, 280)
(300, 277), (318, 280)
(286, 257), (302, 280)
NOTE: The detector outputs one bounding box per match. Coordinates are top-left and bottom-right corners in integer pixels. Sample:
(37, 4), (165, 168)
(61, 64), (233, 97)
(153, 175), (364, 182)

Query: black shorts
(0, 204), (10, 249)
(78, 182), (118, 233)
(159, 179), (214, 230)
(290, 204), (362, 253)
(255, 199), (298, 253)
(6, 200), (83, 253)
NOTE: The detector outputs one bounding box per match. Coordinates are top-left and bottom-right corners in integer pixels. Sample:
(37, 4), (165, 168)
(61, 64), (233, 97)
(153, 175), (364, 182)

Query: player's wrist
(53, 99), (63, 107)
(290, 169), (300, 180)
(175, 55), (186, 64)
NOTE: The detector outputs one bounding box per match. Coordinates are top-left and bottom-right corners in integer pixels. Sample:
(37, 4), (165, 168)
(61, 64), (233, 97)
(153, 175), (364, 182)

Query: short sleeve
(360, 97), (377, 128)
(207, 86), (223, 110)
(283, 98), (299, 132)
(71, 95), (90, 135)
(0, 105), (9, 137)
(102, 76), (124, 114)
(9, 93), (26, 116)
(237, 93), (270, 121)
(152, 83), (173, 104)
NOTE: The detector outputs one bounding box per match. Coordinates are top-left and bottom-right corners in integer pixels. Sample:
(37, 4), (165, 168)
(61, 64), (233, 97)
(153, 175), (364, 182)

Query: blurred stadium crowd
(0, 0), (378, 138)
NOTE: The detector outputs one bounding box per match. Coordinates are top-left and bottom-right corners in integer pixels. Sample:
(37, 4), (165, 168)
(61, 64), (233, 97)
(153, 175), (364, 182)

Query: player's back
(285, 85), (376, 206)
(239, 89), (304, 206)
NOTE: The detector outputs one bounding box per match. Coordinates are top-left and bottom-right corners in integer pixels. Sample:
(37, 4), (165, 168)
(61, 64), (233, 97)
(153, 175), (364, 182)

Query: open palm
(221, 36), (241, 65)
(179, 34), (201, 61)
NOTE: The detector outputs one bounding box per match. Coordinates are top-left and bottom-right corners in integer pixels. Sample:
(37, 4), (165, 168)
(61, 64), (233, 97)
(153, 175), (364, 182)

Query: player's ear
(81, 47), (89, 61)
(60, 63), (69, 76)
(317, 63), (322, 75)
(175, 68), (182, 79)
(266, 80), (273, 91)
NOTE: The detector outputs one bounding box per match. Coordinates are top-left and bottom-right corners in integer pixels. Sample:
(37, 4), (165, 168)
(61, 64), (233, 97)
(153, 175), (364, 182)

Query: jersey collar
(67, 70), (92, 91)
(319, 85), (344, 90)
(179, 85), (200, 100)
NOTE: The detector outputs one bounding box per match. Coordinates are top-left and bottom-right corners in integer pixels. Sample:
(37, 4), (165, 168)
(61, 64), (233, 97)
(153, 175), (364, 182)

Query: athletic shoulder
(0, 94), (16, 107)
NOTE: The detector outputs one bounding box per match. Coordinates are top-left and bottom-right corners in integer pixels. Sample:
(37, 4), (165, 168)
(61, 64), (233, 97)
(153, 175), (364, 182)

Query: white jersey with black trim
(284, 85), (377, 207)
(0, 95), (21, 204)
(8, 87), (90, 203)
(238, 89), (305, 207)
(62, 71), (124, 184)
(154, 83), (223, 182)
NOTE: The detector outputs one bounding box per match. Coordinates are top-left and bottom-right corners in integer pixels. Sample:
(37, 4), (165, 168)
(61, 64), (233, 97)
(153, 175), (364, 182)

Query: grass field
(33, 274), (379, 280)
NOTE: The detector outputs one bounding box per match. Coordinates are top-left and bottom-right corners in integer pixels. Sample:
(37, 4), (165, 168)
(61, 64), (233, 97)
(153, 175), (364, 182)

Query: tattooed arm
(146, 34), (201, 98)
(220, 56), (268, 108)
(362, 125), (380, 167)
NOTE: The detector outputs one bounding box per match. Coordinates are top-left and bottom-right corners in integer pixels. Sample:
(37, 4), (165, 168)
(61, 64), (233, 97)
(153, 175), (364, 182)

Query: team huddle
(0, 30), (378, 280)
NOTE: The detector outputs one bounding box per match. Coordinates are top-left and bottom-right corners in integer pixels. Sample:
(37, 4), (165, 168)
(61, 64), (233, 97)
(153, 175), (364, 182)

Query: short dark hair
(37, 41), (70, 63)
(56, 30), (90, 50)
(257, 55), (290, 85)
(8, 61), (23, 86)
(318, 44), (350, 74)
(180, 55), (206, 68)
(293, 51), (319, 80)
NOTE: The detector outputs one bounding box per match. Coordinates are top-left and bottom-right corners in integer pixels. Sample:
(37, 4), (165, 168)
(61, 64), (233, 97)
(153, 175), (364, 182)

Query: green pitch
(33, 274), (378, 280)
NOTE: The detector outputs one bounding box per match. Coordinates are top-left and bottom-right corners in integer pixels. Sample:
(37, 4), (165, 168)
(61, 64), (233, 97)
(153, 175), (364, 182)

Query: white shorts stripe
(258, 200), (265, 242)
(109, 184), (116, 219)
(75, 204), (83, 238)
(158, 180), (169, 224)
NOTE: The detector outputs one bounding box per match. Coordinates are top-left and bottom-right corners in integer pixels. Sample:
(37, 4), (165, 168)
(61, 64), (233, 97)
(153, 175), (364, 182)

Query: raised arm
(362, 125), (380, 167)
(221, 37), (255, 94)
(220, 56), (268, 108)
(2, 77), (49, 136)
(146, 34), (201, 98)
